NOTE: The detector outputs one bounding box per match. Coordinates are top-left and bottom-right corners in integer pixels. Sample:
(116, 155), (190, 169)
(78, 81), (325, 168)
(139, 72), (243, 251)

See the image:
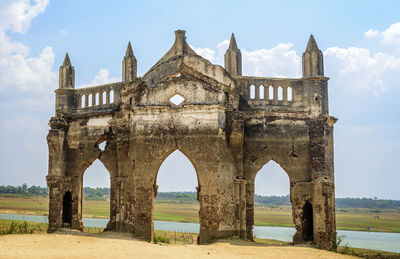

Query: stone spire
(302, 34), (324, 77)
(156, 30), (197, 64)
(59, 52), (75, 89)
(224, 33), (242, 77)
(122, 41), (137, 82)
(228, 33), (239, 50)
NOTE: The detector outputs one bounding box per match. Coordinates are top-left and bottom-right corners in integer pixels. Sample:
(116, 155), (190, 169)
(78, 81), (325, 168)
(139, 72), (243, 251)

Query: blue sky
(0, 0), (399, 199)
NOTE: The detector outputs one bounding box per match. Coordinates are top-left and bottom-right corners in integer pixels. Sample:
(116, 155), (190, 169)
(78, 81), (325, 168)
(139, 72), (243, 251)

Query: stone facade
(46, 30), (337, 249)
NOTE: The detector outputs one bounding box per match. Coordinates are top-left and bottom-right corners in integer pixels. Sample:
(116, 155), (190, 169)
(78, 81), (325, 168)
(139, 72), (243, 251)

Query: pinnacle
(305, 34), (320, 52)
(125, 41), (134, 57)
(228, 33), (238, 50)
(62, 52), (71, 66)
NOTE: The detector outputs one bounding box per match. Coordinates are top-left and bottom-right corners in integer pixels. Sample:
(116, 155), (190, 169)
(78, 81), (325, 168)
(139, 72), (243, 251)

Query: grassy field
(1, 195), (400, 233)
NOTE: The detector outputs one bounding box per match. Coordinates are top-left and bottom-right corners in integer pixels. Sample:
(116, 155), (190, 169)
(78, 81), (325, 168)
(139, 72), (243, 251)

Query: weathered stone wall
(47, 30), (337, 248)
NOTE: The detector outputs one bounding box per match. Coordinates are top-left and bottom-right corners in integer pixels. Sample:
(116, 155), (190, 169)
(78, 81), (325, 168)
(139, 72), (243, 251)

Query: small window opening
(278, 86), (283, 101)
(249, 85), (255, 99)
(81, 95), (85, 108)
(269, 86), (274, 100)
(170, 94), (185, 105)
(102, 92), (107, 104)
(259, 85), (265, 99)
(110, 90), (114, 103)
(287, 87), (293, 101)
(95, 93), (100, 105)
(98, 141), (106, 151)
(88, 94), (93, 106)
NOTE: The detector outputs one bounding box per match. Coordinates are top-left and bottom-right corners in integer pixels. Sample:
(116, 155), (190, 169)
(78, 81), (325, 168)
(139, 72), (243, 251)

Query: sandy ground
(0, 232), (355, 259)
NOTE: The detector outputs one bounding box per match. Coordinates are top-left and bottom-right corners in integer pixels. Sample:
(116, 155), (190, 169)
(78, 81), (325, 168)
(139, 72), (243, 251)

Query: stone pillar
(245, 180), (255, 240)
(46, 175), (64, 232)
(290, 181), (313, 244)
(307, 116), (337, 249)
(234, 178), (246, 238)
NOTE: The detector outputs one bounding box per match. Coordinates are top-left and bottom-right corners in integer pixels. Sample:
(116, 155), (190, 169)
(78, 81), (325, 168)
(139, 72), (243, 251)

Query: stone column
(46, 175), (64, 232)
(245, 180), (255, 240)
(308, 116), (337, 249)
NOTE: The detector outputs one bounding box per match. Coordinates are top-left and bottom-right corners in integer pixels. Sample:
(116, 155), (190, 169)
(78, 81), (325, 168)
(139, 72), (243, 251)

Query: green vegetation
(2, 185), (400, 210)
(0, 219), (47, 234)
(0, 184), (48, 197)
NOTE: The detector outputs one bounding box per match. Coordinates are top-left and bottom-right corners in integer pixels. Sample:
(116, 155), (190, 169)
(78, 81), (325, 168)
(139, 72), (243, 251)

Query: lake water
(1, 213), (399, 253)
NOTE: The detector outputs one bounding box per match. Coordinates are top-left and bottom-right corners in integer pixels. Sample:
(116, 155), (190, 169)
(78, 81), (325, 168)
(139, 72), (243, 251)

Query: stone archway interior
(62, 191), (72, 227)
(302, 202), (314, 242)
(157, 150), (198, 192)
(82, 159), (111, 228)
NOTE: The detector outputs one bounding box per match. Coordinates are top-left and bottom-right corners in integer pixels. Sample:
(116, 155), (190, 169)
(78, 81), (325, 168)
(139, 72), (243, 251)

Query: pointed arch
(249, 85), (255, 99)
(155, 148), (200, 187)
(254, 160), (290, 196)
(81, 158), (111, 229)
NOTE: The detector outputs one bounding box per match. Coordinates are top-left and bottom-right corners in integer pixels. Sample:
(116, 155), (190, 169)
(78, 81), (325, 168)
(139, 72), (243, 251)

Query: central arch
(254, 160), (292, 234)
(154, 149), (200, 241)
(80, 158), (112, 231)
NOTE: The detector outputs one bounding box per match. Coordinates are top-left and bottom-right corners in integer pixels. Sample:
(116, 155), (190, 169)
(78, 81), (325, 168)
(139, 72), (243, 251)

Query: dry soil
(0, 232), (355, 259)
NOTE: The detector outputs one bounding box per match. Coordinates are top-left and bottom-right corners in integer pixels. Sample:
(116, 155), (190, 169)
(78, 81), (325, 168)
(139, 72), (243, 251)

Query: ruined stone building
(46, 30), (337, 249)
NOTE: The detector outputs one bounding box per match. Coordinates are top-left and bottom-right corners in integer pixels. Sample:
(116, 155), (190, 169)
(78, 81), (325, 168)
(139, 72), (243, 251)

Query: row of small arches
(80, 90), (115, 108)
(248, 85), (293, 101)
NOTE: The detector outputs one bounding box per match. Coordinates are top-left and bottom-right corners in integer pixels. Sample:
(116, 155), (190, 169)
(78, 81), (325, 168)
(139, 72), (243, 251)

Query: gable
(139, 73), (227, 107)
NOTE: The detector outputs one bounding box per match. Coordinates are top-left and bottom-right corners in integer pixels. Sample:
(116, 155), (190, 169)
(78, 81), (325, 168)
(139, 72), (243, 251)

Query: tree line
(1, 185), (399, 209)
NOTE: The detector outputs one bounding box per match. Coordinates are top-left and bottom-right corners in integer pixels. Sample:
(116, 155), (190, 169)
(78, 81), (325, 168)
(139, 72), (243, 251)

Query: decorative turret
(224, 33), (242, 77)
(59, 53), (75, 89)
(122, 42), (137, 82)
(302, 35), (324, 78)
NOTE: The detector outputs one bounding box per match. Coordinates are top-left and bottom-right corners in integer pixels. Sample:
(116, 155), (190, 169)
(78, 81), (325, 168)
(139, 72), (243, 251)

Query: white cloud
(192, 40), (300, 78)
(0, 0), (49, 34)
(382, 22), (400, 45)
(324, 46), (400, 95)
(0, 0), (56, 93)
(364, 29), (379, 39)
(0, 46), (57, 92)
(79, 69), (119, 88)
(190, 45), (215, 63)
(242, 43), (300, 77)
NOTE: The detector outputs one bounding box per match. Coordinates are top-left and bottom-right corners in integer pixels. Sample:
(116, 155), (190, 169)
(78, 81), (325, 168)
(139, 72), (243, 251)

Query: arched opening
(82, 159), (111, 231)
(102, 92), (107, 104)
(254, 161), (292, 232)
(155, 149), (199, 242)
(110, 90), (114, 103)
(249, 85), (255, 99)
(88, 94), (93, 106)
(302, 202), (314, 242)
(81, 95), (85, 108)
(95, 92), (100, 105)
(287, 87), (293, 101)
(269, 86), (274, 100)
(277, 86), (283, 100)
(259, 85), (265, 99)
(62, 190), (72, 227)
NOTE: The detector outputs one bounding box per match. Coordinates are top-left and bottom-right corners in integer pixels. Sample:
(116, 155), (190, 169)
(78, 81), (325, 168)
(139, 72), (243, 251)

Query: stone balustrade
(74, 82), (125, 113)
(236, 77), (305, 110)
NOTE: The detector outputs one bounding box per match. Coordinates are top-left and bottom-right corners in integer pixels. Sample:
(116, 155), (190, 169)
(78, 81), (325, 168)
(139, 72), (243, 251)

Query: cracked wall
(47, 30), (337, 249)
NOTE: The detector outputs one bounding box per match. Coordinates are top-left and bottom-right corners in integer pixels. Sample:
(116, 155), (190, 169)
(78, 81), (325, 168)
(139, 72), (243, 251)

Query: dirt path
(0, 232), (355, 259)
